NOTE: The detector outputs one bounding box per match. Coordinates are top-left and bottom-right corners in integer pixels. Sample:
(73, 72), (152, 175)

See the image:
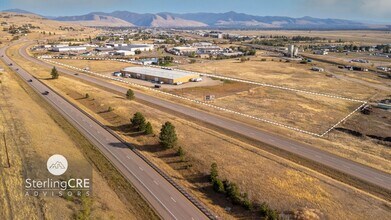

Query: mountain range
(2, 9), (390, 29)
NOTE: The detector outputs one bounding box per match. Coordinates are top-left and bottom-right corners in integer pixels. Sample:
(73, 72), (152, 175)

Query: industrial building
(171, 46), (197, 55)
(112, 50), (135, 56)
(50, 46), (87, 52)
(120, 67), (199, 84)
(116, 44), (154, 52)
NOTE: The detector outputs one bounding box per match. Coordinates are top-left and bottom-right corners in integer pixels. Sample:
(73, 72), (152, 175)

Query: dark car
(42, 91), (49, 95)
(9, 63), (12, 66)
(28, 79), (33, 82)
(154, 84), (161, 88)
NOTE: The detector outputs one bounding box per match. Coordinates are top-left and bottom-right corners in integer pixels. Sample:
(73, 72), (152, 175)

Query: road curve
(1, 45), (211, 220)
(14, 43), (391, 194)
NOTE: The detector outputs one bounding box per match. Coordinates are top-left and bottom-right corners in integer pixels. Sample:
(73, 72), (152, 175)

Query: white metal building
(50, 46), (87, 52)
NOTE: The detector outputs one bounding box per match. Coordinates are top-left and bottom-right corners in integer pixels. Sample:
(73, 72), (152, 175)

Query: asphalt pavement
(0, 45), (211, 220)
(17, 45), (391, 192)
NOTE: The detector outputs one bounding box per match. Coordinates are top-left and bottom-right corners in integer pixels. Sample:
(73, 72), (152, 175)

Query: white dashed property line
(40, 57), (364, 137)
(320, 102), (367, 137)
(45, 56), (365, 103)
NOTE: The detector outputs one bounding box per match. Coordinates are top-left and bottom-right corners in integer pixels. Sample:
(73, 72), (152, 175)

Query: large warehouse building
(121, 67), (199, 84)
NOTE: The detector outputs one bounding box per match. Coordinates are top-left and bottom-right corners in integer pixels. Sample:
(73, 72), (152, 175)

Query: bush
(144, 121), (153, 134)
(126, 89), (135, 100)
(159, 121), (178, 149)
(258, 202), (278, 220)
(85, 93), (89, 98)
(107, 106), (114, 112)
(176, 146), (184, 157)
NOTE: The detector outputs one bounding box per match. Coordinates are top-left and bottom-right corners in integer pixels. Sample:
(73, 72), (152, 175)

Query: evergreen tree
(131, 112), (146, 131)
(51, 66), (59, 79)
(159, 121), (177, 149)
(210, 163), (218, 182)
(144, 121), (153, 134)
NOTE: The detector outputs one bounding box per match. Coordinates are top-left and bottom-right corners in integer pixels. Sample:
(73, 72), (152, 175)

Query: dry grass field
(179, 56), (379, 100)
(0, 61), (144, 219)
(167, 79), (360, 134)
(7, 41), (391, 219)
(0, 12), (99, 42)
(228, 30), (391, 45)
(52, 59), (135, 74)
(31, 49), (391, 175)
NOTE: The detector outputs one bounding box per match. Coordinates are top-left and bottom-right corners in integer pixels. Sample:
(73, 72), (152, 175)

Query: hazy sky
(1, 0), (391, 22)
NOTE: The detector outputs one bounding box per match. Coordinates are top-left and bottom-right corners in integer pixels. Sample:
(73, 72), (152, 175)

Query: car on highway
(42, 91), (50, 95)
(28, 79), (33, 82)
(154, 84), (161, 88)
(9, 63), (12, 66)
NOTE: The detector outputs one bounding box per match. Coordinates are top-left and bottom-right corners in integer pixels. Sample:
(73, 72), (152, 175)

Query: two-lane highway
(15, 43), (391, 193)
(1, 45), (210, 220)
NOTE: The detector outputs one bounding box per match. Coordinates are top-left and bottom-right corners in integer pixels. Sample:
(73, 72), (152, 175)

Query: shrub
(126, 89), (135, 100)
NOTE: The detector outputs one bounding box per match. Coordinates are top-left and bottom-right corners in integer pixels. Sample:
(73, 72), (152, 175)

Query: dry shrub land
(8, 42), (391, 219)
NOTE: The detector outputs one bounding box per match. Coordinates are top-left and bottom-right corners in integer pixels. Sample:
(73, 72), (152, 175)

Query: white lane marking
(139, 166), (144, 171)
(315, 155), (322, 159)
(126, 155), (131, 159)
(170, 197), (176, 203)
(43, 99), (179, 220)
(153, 180), (159, 185)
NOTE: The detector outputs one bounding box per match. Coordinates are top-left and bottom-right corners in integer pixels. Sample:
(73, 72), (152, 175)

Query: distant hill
(3, 9), (389, 29)
(58, 11), (208, 27)
(56, 13), (134, 27)
(2, 8), (37, 15)
(54, 11), (380, 29)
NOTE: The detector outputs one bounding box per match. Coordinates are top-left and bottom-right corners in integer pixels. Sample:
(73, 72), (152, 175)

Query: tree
(85, 93), (90, 98)
(107, 106), (114, 112)
(213, 178), (225, 193)
(51, 66), (59, 79)
(210, 163), (218, 182)
(177, 146), (185, 162)
(126, 89), (135, 100)
(144, 121), (153, 134)
(131, 112), (146, 131)
(159, 121), (177, 149)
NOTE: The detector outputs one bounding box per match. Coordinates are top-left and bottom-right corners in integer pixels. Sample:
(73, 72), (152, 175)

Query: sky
(1, 0), (391, 22)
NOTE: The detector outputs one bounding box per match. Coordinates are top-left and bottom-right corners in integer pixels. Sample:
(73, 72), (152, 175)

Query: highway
(0, 45), (211, 220)
(6, 43), (391, 194)
(14, 43), (391, 193)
